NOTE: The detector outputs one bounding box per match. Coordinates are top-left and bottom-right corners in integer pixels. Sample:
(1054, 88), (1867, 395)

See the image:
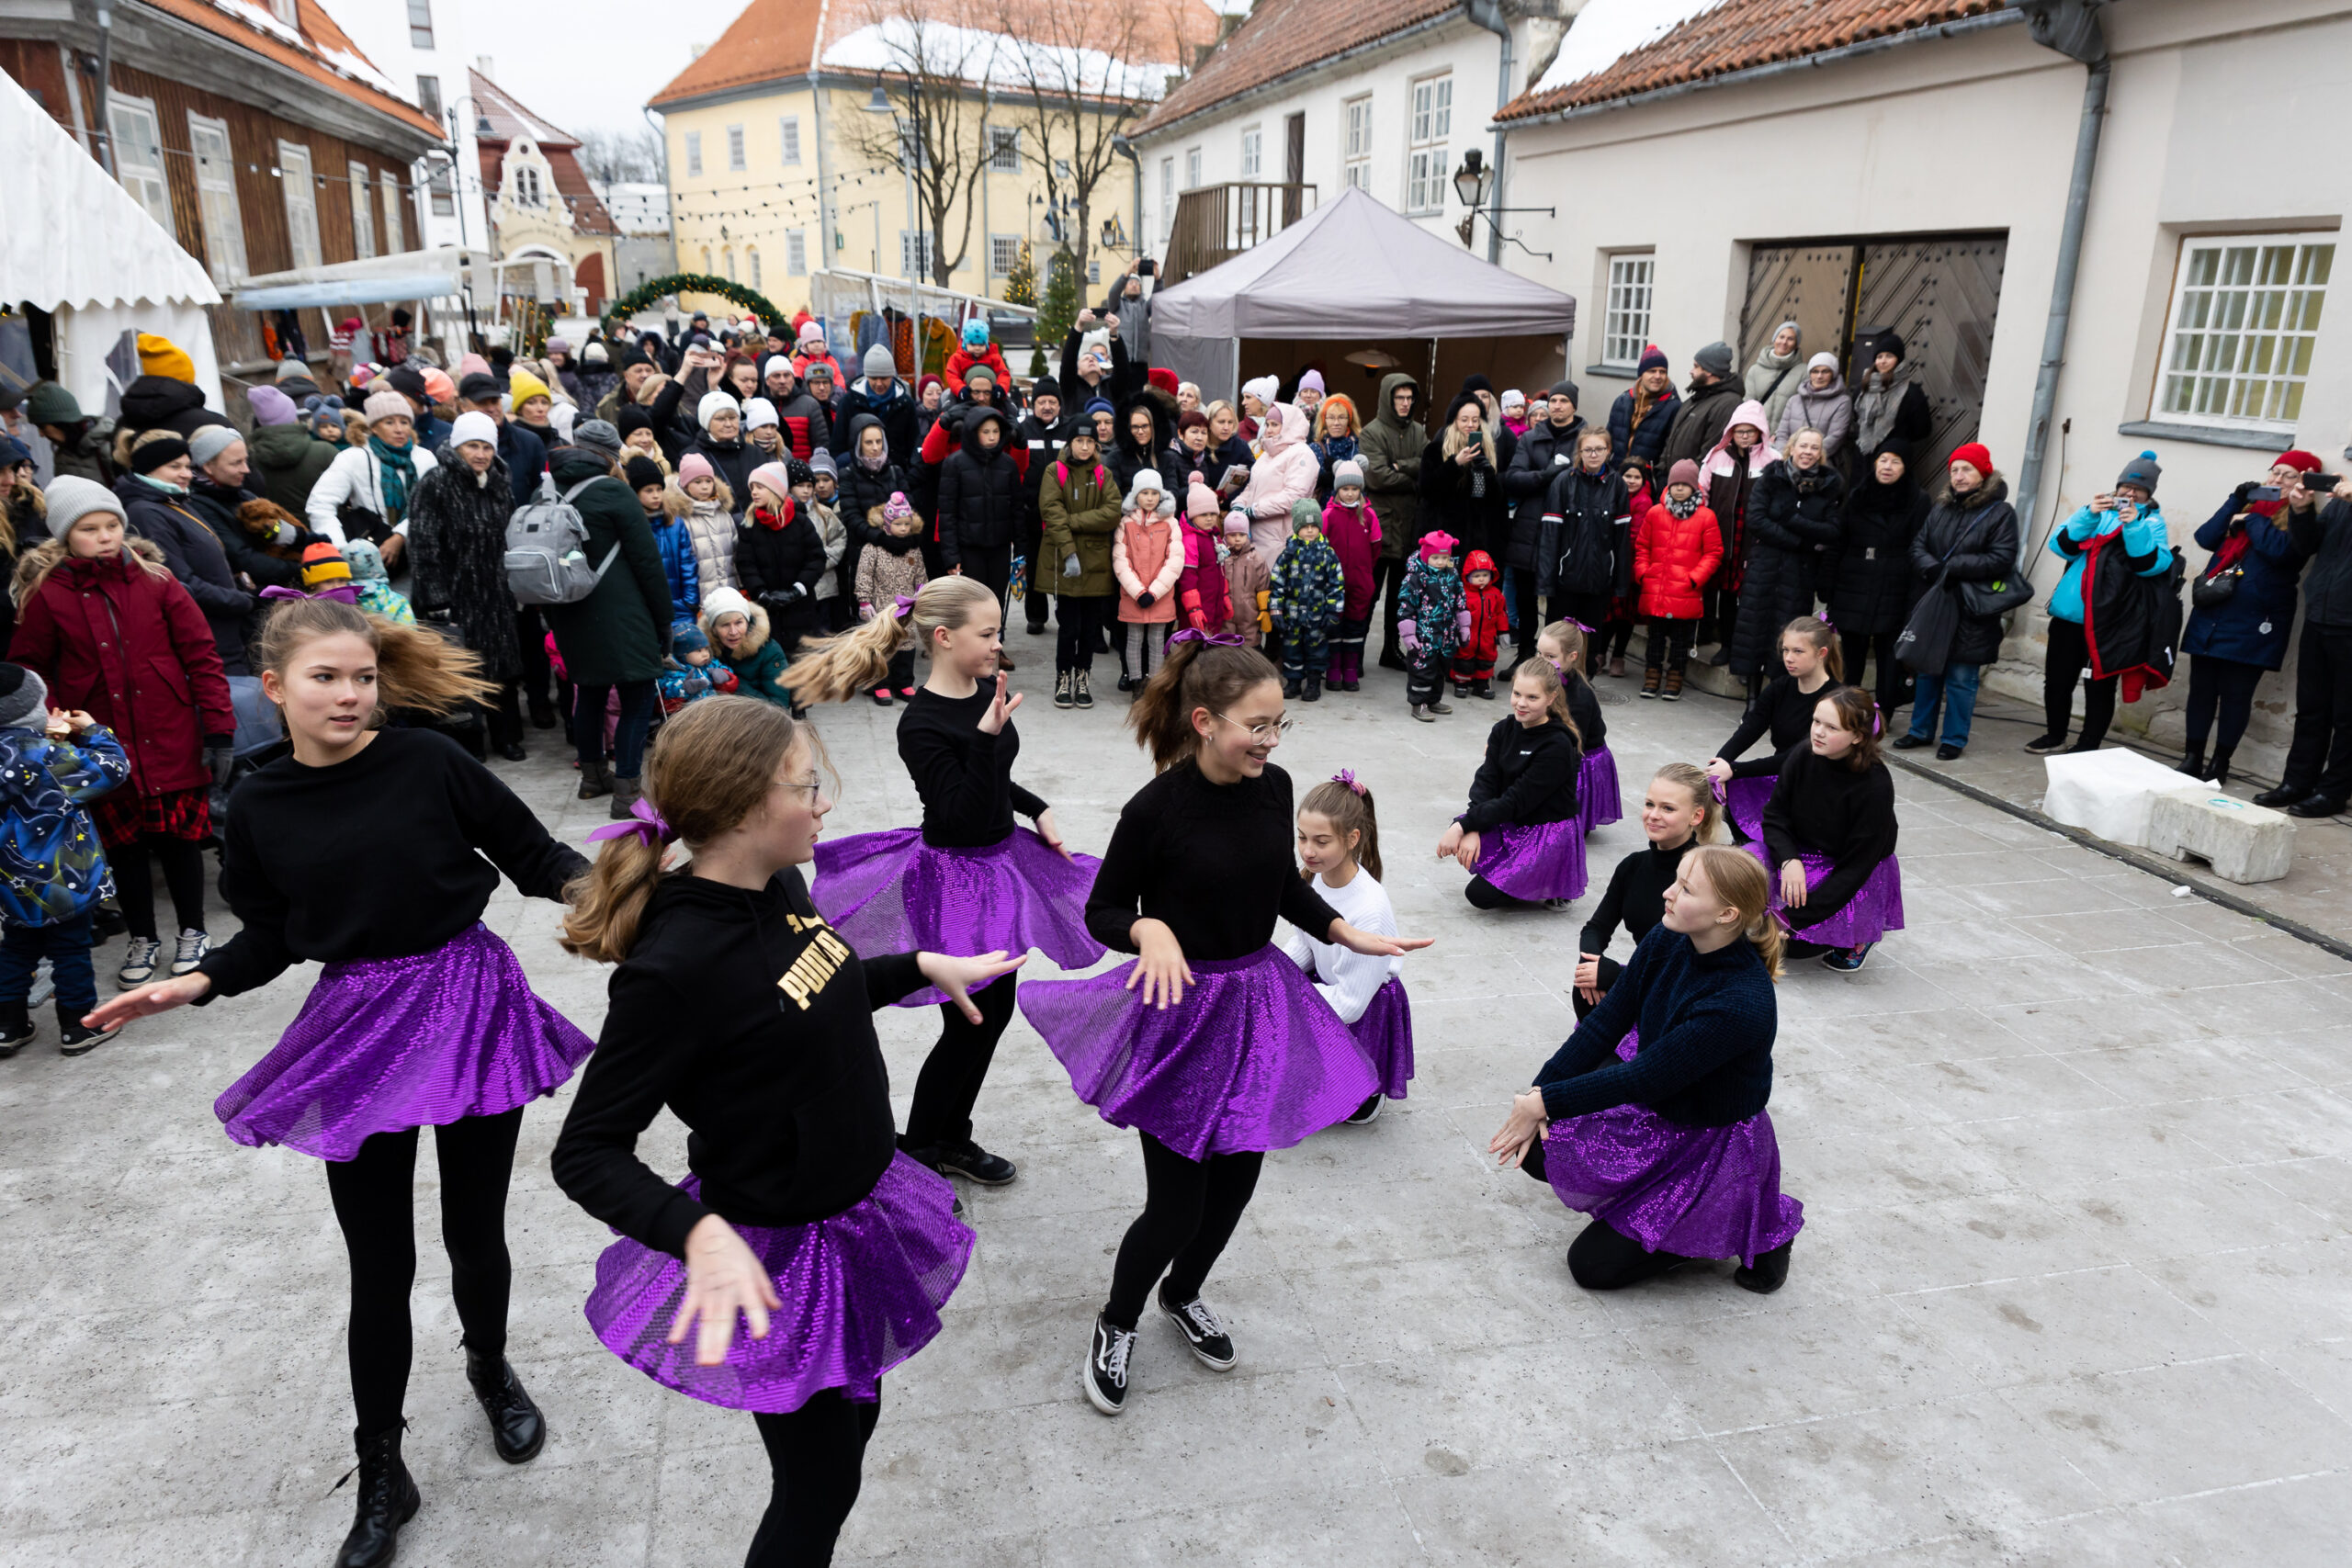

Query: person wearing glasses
(1021, 633), (1431, 1417)
(552, 696), (1017, 1568)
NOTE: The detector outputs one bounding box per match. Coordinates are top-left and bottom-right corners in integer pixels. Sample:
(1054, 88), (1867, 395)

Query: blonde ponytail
(1651, 761), (1723, 844)
(782, 574), (1000, 705)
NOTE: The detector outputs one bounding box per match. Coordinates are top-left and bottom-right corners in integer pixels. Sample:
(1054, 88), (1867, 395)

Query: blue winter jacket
(0, 726), (131, 926)
(2046, 501), (2173, 624)
(2183, 493), (2308, 670)
(649, 513), (701, 625)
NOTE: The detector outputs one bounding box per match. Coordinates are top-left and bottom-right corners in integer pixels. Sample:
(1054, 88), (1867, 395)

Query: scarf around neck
(368, 433), (417, 520)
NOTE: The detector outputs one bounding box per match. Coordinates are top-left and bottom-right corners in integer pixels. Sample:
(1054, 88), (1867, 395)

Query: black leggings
(324, 1108), (525, 1438)
(109, 835), (208, 941)
(1517, 1147), (1693, 1290)
(2182, 655), (2267, 752)
(747, 1390), (881, 1567)
(1103, 1133), (1263, 1330)
(2043, 616), (2118, 747)
(1055, 592), (1113, 673)
(1466, 874), (1531, 910)
(902, 975), (1016, 1151)
(1840, 629), (1909, 719)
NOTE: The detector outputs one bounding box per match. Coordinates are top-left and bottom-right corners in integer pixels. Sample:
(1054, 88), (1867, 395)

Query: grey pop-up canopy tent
(1148, 186), (1577, 407)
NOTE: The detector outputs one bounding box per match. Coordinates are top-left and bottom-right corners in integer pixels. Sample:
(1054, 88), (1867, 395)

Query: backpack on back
(505, 475), (619, 605)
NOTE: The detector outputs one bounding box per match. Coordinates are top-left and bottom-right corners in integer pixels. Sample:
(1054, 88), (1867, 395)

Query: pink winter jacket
(1236, 403), (1323, 568)
(1113, 498), (1182, 623)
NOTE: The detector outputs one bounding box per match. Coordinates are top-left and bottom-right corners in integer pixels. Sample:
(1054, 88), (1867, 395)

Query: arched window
(747, 246), (761, 289)
(722, 247), (736, 282)
(700, 245), (712, 274)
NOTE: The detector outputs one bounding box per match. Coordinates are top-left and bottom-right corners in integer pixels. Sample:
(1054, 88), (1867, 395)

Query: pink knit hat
(748, 461), (794, 502)
(676, 453), (716, 485)
(1419, 530), (1459, 561)
(1187, 479), (1220, 521)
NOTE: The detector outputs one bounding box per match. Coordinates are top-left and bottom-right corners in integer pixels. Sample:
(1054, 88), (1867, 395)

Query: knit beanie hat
(1499, 389), (1525, 412)
(306, 394), (346, 435)
(741, 397), (779, 431)
(1549, 378), (1580, 404)
(1131, 468), (1164, 496)
(301, 541), (352, 588)
(1807, 351), (1839, 372)
(1668, 458), (1702, 490)
(1241, 375), (1278, 407)
(1332, 457), (1365, 490)
(962, 364), (996, 389)
(0, 664), (50, 731)
(702, 585), (754, 627)
(1082, 397), (1114, 421)
(1032, 375), (1063, 403)
(26, 382), (85, 425)
(1297, 369), (1325, 396)
(2115, 448), (2161, 494)
(786, 458), (814, 489)
(1288, 498), (1320, 534)
(1224, 507), (1250, 536)
(187, 424), (242, 468)
(616, 404), (656, 438)
(420, 367), (457, 406)
(882, 491), (915, 525)
(1419, 530), (1459, 561)
(1187, 479), (1220, 521)
(797, 320), (825, 345)
(506, 368), (553, 407)
(385, 365), (428, 403)
(808, 448), (838, 479)
(2274, 449), (2323, 474)
(672, 624), (709, 659)
(1948, 441), (1994, 476)
(363, 390), (411, 424)
(624, 455), (666, 491)
(449, 411), (499, 449)
(137, 333), (195, 383)
(863, 343), (897, 378)
(129, 435), (190, 474)
(0, 434), (28, 470)
(248, 385), (299, 427)
(273, 357), (314, 385)
(697, 389), (738, 430)
(677, 453), (717, 486)
(1637, 344), (1668, 374)
(748, 461), (793, 502)
(343, 540), (390, 583)
(1148, 367), (1180, 396)
(572, 420), (624, 464)
(961, 319), (990, 348)
(1693, 341), (1735, 378)
(40, 475), (123, 539)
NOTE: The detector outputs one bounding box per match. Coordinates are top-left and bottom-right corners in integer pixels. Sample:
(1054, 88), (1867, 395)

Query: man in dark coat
(2257, 479), (2352, 815)
(830, 344), (919, 468)
(1012, 376), (1078, 636)
(1503, 380), (1588, 660)
(1659, 342), (1743, 473)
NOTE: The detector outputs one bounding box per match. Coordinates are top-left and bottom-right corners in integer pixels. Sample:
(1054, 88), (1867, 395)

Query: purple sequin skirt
(1577, 746), (1623, 831)
(812, 826), (1105, 1007)
(583, 1155), (972, 1413)
(213, 923), (595, 1162)
(1473, 818), (1589, 902)
(1353, 976), (1414, 1101)
(1021, 944), (1380, 1160)
(1726, 774), (1775, 842)
(1746, 845), (1906, 948)
(1542, 1097), (1804, 1268)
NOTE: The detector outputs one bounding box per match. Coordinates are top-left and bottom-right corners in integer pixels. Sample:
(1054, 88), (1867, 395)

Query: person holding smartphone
(2176, 452), (2324, 785)
(2024, 450), (2174, 756)
(2255, 467), (2352, 817)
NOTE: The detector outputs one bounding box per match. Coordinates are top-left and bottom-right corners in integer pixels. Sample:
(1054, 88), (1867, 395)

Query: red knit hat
(1948, 441), (1993, 476)
(2274, 449), (2323, 473)
(1147, 367), (1179, 395)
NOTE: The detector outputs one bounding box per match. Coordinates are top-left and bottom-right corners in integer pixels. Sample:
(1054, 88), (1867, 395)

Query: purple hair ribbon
(1168, 628), (1246, 649)
(1710, 773), (1728, 804)
(586, 795), (673, 849)
(260, 583), (360, 604)
(1333, 768), (1366, 795)
(891, 593), (918, 619)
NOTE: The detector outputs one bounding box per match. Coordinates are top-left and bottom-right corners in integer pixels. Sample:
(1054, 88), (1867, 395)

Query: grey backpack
(504, 475), (619, 605)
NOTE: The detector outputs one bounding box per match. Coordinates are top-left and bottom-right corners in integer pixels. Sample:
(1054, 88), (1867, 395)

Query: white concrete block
(2042, 749), (2211, 848)
(2149, 787), (2297, 885)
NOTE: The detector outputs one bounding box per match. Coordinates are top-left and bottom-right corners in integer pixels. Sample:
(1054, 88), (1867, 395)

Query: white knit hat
(697, 389), (739, 430)
(40, 475), (125, 540)
(449, 411), (499, 448)
(741, 397), (779, 430)
(1241, 376), (1279, 406)
(702, 585), (755, 625)
(1131, 468), (1164, 494)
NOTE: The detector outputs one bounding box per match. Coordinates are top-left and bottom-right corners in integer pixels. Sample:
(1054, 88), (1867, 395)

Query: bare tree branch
(832, 0), (1005, 288)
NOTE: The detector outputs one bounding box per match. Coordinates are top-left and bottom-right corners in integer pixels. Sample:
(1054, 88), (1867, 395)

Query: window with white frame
(107, 96), (175, 236)
(1407, 73), (1451, 214)
(989, 233), (1021, 276)
(429, 163), (454, 217)
(684, 131), (703, 177)
(1601, 253), (1655, 369)
(407, 0), (434, 49)
(1343, 96), (1373, 191)
(415, 74), (442, 120)
(380, 170), (404, 253)
(722, 246), (736, 281)
(726, 124), (746, 172)
(988, 127), (1020, 174)
(787, 230), (808, 276)
(780, 115), (801, 165)
(900, 231), (934, 276)
(2157, 232), (2335, 430)
(1185, 146), (1202, 190)
(1239, 124), (1261, 178)
(348, 161), (376, 257)
(748, 246), (761, 289)
(187, 114), (246, 286)
(279, 141), (321, 268)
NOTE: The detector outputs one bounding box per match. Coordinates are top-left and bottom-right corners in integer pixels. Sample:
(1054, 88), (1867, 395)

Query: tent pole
(1229, 337), (1239, 404)
(1427, 339), (1437, 400)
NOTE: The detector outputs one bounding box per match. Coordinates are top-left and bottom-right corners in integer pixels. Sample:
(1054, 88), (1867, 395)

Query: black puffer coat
(1910, 474), (2021, 668)
(935, 407), (1021, 569)
(1535, 464), (1631, 600)
(116, 376), (232, 444)
(1731, 459), (1844, 672)
(114, 475), (256, 674)
(1822, 468), (1928, 637)
(186, 473), (304, 592)
(1502, 415), (1589, 572)
(736, 502), (828, 637)
(1108, 390), (1173, 495)
(405, 451), (524, 682)
(689, 429), (755, 507)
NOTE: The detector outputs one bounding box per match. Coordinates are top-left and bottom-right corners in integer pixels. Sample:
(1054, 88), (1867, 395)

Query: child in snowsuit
(1453, 548), (1509, 699)
(1176, 479), (1232, 634)
(854, 492), (930, 705)
(0, 666), (130, 1055)
(1113, 468), (1182, 689)
(1321, 457), (1383, 690)
(340, 540), (414, 624)
(1270, 497), (1346, 700)
(944, 318), (1014, 395)
(656, 624), (740, 715)
(1398, 531), (1467, 721)
(1221, 509), (1272, 648)
(1633, 457), (1724, 698)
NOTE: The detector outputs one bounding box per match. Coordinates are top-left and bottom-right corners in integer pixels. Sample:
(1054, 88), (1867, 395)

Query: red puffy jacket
(1176, 522), (1231, 631)
(1634, 500), (1724, 619)
(1460, 549), (1509, 663)
(9, 542), (235, 797)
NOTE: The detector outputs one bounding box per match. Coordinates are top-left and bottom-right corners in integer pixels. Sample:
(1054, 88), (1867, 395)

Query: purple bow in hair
(1710, 773), (1728, 804)
(586, 795), (673, 850)
(1816, 610), (1837, 630)
(1168, 628), (1246, 649)
(1333, 768), (1366, 795)
(260, 583), (359, 605)
(1567, 617), (1597, 636)
(891, 593), (918, 619)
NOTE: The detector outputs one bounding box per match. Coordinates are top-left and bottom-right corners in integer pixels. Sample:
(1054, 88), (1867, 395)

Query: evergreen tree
(1036, 245), (1080, 366)
(1003, 241), (1037, 307)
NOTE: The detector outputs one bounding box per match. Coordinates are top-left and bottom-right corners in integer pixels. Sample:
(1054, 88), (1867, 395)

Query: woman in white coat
(306, 390), (438, 547)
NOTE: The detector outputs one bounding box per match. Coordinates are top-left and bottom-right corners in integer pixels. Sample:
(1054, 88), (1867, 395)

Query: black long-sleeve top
(1715, 671), (1842, 779)
(1084, 761), (1340, 961)
(1761, 747), (1900, 931)
(198, 728), (587, 999)
(897, 685), (1048, 848)
(1534, 926), (1777, 1125)
(1459, 717), (1581, 832)
(1577, 834), (1697, 957)
(551, 867), (927, 1258)
(1565, 671), (1607, 751)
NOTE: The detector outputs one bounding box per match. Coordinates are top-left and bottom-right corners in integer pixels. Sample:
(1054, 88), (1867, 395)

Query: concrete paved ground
(4, 649), (2349, 1567)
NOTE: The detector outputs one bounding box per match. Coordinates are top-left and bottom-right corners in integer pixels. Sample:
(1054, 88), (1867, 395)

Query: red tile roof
(1136, 0), (1460, 136)
(468, 69), (618, 237)
(1497, 0), (2005, 122)
(140, 0), (444, 141)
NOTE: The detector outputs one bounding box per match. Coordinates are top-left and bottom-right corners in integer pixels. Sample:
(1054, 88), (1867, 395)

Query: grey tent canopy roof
(1148, 186), (1577, 340)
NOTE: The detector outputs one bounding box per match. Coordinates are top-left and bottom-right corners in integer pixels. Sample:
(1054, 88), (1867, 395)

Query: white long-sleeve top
(1281, 865), (1400, 1025)
(305, 442), (437, 545)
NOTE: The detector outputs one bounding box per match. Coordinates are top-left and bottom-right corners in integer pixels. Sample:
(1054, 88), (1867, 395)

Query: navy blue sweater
(1533, 925), (1778, 1126)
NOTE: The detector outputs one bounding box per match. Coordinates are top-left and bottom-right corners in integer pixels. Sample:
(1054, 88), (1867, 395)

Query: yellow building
(647, 0), (1224, 318)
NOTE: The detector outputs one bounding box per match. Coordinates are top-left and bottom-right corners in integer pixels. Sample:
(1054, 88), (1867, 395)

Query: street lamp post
(1450, 150), (1554, 263)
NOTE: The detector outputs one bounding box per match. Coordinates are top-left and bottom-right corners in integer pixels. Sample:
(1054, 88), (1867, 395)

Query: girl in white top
(1283, 772), (1413, 1124)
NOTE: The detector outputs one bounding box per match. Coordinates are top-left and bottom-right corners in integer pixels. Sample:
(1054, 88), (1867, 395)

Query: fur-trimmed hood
(699, 589), (772, 656)
(13, 536), (172, 606)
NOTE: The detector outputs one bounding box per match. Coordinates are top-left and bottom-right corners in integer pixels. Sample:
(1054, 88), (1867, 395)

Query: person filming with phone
(2254, 457), (2352, 818)
(2023, 450), (2175, 757)
(2175, 452), (2324, 786)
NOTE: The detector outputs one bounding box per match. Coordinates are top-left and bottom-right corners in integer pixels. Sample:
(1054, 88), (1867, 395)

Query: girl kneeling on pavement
(1758, 686), (1904, 971)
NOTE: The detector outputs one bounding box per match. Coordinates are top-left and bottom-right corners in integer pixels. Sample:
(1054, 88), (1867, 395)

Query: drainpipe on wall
(2011, 0), (2113, 561)
(1464, 0), (1510, 265)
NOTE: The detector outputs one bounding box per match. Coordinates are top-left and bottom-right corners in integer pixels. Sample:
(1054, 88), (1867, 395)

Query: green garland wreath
(605, 274), (786, 330)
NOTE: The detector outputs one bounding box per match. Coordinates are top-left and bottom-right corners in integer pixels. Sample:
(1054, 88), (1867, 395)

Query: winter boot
(1304, 676), (1322, 703)
(1054, 671), (1074, 709)
(2174, 742), (2207, 778)
(1641, 666), (1661, 699)
(577, 758), (614, 800)
(1473, 678), (1494, 700)
(2207, 748), (2234, 787)
(1662, 668), (1685, 702)
(466, 1348), (546, 1463)
(1074, 670), (1094, 710)
(1410, 703), (1434, 724)
(1283, 677), (1302, 700)
(58, 1003), (118, 1056)
(608, 777), (643, 820)
(334, 1425), (420, 1568)
(0, 1001), (32, 1057)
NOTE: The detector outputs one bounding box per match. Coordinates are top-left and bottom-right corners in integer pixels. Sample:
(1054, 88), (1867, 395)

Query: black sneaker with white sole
(0, 1004), (33, 1057)
(1082, 1314), (1136, 1414)
(933, 1140), (1017, 1186)
(1345, 1092), (1383, 1125)
(1158, 1284), (1237, 1371)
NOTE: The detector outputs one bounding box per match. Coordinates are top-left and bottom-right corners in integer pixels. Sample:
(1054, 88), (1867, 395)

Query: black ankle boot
(466, 1348), (546, 1464)
(2207, 748), (2233, 786)
(2174, 742), (2207, 778)
(1734, 1239), (1793, 1294)
(334, 1425), (420, 1568)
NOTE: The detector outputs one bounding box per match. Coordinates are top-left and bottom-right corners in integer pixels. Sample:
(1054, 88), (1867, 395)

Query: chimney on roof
(476, 55), (495, 79)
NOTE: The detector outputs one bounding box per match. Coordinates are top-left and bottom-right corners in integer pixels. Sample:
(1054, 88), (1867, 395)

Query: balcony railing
(1159, 183), (1317, 287)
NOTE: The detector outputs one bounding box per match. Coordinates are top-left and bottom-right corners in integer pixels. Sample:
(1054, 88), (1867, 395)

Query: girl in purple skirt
(91, 597), (595, 1568)
(1438, 656), (1587, 910)
(1706, 615), (1844, 841)
(1019, 633), (1429, 1416)
(1758, 685), (1903, 971)
(1573, 761), (1724, 1021)
(551, 696), (1016, 1567)
(1283, 773), (1412, 1125)
(785, 576), (1102, 1190)
(1490, 843), (1803, 1294)
(1536, 619), (1621, 831)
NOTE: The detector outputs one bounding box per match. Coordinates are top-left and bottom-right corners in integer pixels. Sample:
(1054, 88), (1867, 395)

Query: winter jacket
(1459, 551), (1508, 666)
(648, 510), (702, 623)
(735, 503), (827, 637)
(1503, 415), (1589, 571)
(837, 416), (910, 526)
(1039, 454), (1121, 599)
(1100, 274), (1154, 364)
(1269, 532), (1346, 630)
(2289, 496), (2352, 629)
(657, 659), (739, 713)
(2077, 525), (2185, 699)
(1310, 433), (1359, 502)
(1634, 498), (1724, 620)
(1850, 363), (1933, 457)
(0, 724), (129, 925)
(807, 499), (848, 603)
(689, 430), (757, 510)
(1114, 502), (1182, 623)
(1321, 496), (1382, 621)
(542, 452), (674, 686)
(115, 376), (230, 445)
(304, 439), (439, 546)
(1697, 401), (1780, 592)
(1608, 384), (1680, 468)
(1357, 373), (1425, 559)
(1419, 400), (1512, 563)
(1821, 472), (1927, 637)
(1237, 405), (1324, 569)
(944, 344), (1014, 394)
(1176, 522), (1232, 633)
(8, 541), (235, 799)
(405, 454), (524, 682)
(1223, 540), (1272, 644)
(115, 475), (257, 675)
(1731, 458), (1844, 674)
(1773, 374), (1854, 463)
(706, 599), (794, 707)
(1396, 555), (1465, 660)
(2047, 500), (2173, 625)
(1108, 391), (1176, 497)
(1460, 716), (1582, 830)
(676, 494), (741, 599)
(1535, 464), (1631, 600)
(1743, 345), (1806, 435)
(186, 474), (302, 593)
(1909, 474), (2022, 668)
(830, 378), (913, 468)
(935, 407), (1023, 567)
(2184, 492), (2307, 669)
(1015, 408), (1080, 528)
(1660, 378), (1744, 473)
(854, 529), (928, 613)
(247, 422), (340, 514)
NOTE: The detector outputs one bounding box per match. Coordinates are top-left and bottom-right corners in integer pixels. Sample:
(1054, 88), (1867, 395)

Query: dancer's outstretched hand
(1487, 1089), (1549, 1168)
(673, 1214), (783, 1366)
(84, 972), (210, 1030)
(917, 950), (1027, 1023)
(1329, 919), (1434, 959)
(975, 671), (1023, 735)
(1127, 918), (1193, 1010)
(1035, 807), (1074, 862)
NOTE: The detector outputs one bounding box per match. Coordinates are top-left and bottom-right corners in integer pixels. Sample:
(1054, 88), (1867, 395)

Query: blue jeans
(0, 912), (97, 1012)
(1907, 661), (1983, 749)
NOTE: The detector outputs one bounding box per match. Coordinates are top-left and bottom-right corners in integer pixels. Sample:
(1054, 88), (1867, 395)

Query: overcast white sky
(457, 0), (751, 140)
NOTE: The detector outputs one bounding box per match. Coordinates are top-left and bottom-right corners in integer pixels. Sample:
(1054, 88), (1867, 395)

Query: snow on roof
(820, 18), (1177, 100)
(1527, 0), (1733, 98)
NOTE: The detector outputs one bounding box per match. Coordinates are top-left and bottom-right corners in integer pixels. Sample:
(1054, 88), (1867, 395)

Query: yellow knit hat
(137, 333), (195, 383)
(506, 368), (553, 408)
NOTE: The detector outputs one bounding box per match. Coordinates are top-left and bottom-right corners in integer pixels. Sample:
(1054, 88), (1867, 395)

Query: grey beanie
(40, 475), (125, 540)
(187, 423), (242, 468)
(573, 419), (624, 462)
(862, 343), (897, 378)
(0, 664), (49, 732)
(808, 447), (838, 479)
(1547, 378), (1580, 405)
(1694, 342), (1736, 378)
(2116, 448), (2161, 495)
